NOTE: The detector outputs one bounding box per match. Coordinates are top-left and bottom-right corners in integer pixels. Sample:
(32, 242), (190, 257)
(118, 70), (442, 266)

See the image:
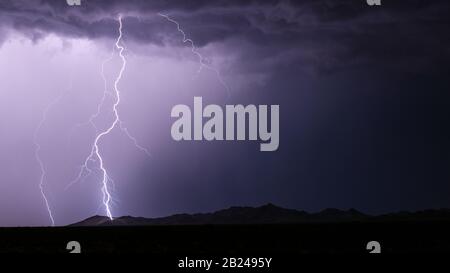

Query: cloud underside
(0, 0), (449, 74)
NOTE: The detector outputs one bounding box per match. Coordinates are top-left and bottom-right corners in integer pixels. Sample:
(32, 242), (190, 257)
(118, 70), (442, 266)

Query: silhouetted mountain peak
(75, 215), (111, 226)
(261, 203), (278, 209)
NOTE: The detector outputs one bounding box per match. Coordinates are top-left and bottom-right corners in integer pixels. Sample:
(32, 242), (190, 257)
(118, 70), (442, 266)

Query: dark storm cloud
(1, 0), (449, 74)
(0, 0), (273, 43)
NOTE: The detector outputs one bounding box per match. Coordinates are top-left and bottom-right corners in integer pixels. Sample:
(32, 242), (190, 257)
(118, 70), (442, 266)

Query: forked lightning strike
(36, 13), (227, 224)
(68, 16), (150, 191)
(73, 15), (127, 220)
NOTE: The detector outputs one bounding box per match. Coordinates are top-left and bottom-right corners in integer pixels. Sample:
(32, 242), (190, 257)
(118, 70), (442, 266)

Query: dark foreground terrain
(1, 204), (450, 254)
(0, 221), (450, 254)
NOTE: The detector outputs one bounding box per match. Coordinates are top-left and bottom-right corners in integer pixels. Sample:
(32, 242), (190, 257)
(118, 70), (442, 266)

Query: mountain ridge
(70, 204), (450, 226)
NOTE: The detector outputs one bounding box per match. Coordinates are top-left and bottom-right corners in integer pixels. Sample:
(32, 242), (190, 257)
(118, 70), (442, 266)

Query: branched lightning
(34, 13), (227, 224)
(67, 17), (150, 191)
(91, 15), (126, 219)
(78, 47), (116, 134)
(65, 48), (115, 190)
(158, 13), (230, 99)
(33, 77), (73, 226)
(71, 15), (128, 220)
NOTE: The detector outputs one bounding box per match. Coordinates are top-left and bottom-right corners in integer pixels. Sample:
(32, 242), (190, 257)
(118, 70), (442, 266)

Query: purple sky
(1, 0), (450, 226)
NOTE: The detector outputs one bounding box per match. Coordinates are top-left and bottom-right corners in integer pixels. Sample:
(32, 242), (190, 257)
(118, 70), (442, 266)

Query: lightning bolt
(36, 13), (225, 224)
(33, 77), (73, 226)
(67, 17), (150, 191)
(91, 15), (127, 220)
(158, 13), (230, 99)
(71, 15), (129, 220)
